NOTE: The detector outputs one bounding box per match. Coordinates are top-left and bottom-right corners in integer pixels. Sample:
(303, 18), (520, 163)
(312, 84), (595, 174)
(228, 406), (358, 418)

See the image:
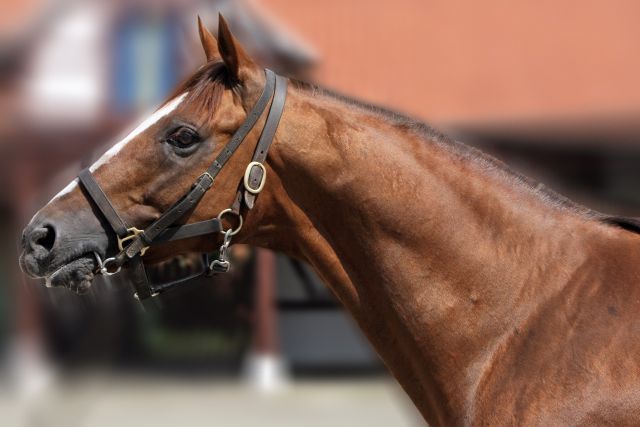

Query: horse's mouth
(43, 252), (99, 294)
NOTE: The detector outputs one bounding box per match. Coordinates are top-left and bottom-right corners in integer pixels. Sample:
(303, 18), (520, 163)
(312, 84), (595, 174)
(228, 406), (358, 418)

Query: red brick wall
(262, 0), (640, 125)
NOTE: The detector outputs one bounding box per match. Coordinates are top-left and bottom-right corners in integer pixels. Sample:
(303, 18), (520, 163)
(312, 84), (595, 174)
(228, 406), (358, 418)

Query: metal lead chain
(209, 229), (233, 274)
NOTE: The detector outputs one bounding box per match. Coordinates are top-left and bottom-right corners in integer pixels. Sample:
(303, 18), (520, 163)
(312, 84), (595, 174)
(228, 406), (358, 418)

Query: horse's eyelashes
(165, 126), (202, 149)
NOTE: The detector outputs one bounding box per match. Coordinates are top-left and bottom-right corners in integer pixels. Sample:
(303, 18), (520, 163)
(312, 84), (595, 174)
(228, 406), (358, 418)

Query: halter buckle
(198, 172), (214, 189)
(243, 162), (267, 194)
(134, 291), (159, 300)
(118, 227), (149, 256)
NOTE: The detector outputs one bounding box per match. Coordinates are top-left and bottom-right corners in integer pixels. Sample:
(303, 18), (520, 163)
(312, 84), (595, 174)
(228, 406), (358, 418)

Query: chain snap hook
(209, 229), (233, 274)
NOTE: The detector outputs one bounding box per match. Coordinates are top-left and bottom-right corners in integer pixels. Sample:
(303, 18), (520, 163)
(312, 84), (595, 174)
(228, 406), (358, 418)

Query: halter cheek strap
(77, 69), (287, 302)
(242, 70), (288, 209)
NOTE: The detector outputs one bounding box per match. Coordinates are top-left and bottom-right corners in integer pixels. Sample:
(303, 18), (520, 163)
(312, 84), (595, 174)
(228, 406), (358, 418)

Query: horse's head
(19, 16), (280, 293)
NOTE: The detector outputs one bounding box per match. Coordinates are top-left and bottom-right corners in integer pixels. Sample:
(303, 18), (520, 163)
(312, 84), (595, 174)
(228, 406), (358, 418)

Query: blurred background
(3, 0), (640, 426)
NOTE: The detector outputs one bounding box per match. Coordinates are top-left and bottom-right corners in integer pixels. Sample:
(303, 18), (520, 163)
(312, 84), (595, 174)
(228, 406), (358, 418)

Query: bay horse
(19, 15), (640, 425)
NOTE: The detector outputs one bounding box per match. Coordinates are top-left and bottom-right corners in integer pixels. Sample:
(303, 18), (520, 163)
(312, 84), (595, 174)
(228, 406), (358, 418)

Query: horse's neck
(255, 88), (600, 423)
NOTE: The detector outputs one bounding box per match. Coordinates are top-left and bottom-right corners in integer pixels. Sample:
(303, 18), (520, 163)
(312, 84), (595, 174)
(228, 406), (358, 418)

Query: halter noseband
(77, 69), (287, 303)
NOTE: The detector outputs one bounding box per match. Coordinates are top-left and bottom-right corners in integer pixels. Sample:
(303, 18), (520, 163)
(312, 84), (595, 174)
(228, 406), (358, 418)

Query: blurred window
(111, 9), (182, 114)
(23, 2), (107, 126)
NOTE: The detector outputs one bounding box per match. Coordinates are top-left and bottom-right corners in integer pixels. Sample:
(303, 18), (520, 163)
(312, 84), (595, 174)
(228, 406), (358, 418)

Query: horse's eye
(167, 127), (201, 148)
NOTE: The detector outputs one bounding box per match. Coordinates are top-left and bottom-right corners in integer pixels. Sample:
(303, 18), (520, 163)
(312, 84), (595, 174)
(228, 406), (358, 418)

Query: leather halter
(78, 69), (287, 303)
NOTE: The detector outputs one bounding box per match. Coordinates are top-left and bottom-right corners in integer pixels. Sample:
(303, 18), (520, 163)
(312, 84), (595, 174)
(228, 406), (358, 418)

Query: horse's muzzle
(19, 206), (110, 284)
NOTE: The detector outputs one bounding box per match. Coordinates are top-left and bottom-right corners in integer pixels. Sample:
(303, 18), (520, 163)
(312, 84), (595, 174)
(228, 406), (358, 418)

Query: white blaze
(49, 92), (188, 203)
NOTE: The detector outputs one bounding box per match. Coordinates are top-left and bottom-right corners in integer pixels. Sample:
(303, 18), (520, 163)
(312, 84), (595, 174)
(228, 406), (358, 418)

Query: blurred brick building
(264, 0), (640, 126)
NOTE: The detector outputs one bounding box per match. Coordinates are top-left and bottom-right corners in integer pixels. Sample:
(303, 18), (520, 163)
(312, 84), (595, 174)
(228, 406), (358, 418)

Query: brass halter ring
(118, 227), (149, 256)
(217, 208), (243, 236)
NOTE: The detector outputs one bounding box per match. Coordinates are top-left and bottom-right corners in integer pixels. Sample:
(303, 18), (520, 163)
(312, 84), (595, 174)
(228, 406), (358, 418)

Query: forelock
(173, 61), (230, 117)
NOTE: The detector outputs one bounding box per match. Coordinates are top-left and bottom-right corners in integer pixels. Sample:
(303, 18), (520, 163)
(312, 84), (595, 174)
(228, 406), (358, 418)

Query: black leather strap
(130, 255), (153, 300)
(123, 173), (213, 258)
(78, 169), (130, 238)
(244, 74), (288, 209)
(131, 253), (212, 302)
(151, 218), (222, 245)
(252, 75), (288, 165)
(204, 69), (277, 179)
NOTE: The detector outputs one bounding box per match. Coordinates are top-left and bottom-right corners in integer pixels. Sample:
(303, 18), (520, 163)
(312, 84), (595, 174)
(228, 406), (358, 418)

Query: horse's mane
(171, 66), (639, 234)
(291, 79), (640, 234)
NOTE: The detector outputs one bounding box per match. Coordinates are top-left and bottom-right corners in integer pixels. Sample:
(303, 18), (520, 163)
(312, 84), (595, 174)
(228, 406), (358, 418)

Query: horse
(19, 15), (640, 425)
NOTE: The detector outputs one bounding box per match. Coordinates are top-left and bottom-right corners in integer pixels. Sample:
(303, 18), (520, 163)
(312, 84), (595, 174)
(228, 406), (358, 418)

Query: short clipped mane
(291, 79), (640, 233)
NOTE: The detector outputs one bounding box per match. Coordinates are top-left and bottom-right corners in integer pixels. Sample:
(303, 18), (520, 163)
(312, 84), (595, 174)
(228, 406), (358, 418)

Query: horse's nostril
(35, 225), (56, 251)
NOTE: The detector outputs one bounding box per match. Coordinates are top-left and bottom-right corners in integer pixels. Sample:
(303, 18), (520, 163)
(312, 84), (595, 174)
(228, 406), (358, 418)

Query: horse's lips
(45, 254), (97, 294)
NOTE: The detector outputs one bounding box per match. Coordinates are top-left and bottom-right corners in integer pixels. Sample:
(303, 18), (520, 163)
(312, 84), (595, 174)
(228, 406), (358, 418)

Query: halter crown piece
(78, 69), (287, 305)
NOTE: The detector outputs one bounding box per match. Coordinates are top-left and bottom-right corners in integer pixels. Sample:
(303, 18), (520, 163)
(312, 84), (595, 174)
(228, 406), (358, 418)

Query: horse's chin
(45, 254), (97, 294)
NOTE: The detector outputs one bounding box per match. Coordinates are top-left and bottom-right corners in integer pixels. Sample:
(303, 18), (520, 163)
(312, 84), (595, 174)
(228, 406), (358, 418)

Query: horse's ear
(217, 14), (257, 81)
(197, 16), (220, 62)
